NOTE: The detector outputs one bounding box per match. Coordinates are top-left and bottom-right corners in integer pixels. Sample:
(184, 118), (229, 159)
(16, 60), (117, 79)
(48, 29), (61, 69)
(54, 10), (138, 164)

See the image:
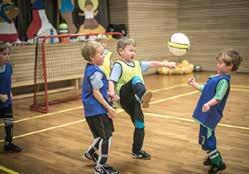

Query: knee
(132, 76), (143, 86)
(134, 119), (145, 129)
(3, 118), (13, 126)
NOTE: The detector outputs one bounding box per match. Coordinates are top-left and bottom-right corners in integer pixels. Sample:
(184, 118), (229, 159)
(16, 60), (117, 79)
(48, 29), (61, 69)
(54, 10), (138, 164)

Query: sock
(208, 149), (222, 166)
(4, 117), (14, 145)
(97, 137), (110, 167)
(87, 137), (100, 154)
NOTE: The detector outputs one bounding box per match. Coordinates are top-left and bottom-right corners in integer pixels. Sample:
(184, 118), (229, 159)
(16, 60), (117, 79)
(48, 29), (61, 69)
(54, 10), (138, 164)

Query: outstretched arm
(148, 61), (176, 69)
(188, 77), (203, 91)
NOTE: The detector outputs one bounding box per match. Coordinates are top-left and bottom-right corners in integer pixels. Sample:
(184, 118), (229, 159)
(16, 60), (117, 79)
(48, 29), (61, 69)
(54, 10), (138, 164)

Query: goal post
(30, 32), (122, 113)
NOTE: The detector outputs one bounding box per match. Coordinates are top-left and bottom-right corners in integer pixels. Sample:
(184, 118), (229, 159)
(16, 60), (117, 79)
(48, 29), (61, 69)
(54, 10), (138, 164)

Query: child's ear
(118, 48), (123, 55)
(227, 64), (233, 71)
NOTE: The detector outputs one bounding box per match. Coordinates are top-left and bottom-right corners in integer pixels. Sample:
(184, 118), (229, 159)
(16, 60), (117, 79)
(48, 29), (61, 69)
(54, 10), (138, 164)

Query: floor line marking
(1, 106), (248, 143)
(0, 165), (19, 174)
(0, 85), (247, 127)
(0, 84), (187, 127)
(144, 112), (249, 130)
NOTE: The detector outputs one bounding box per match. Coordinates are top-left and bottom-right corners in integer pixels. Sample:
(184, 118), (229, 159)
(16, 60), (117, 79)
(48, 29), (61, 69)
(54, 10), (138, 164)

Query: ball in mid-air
(168, 33), (190, 56)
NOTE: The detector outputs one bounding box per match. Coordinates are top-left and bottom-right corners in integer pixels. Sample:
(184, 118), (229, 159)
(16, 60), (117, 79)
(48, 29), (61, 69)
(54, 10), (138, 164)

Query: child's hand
(202, 103), (210, 112)
(0, 94), (8, 103)
(108, 91), (119, 101)
(188, 77), (196, 86)
(112, 94), (120, 101)
(165, 61), (176, 69)
(107, 107), (117, 119)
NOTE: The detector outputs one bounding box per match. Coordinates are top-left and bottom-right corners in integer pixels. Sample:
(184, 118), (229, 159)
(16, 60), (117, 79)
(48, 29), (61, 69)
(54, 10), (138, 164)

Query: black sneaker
(84, 151), (98, 162)
(132, 150), (151, 160)
(203, 157), (212, 166)
(208, 162), (226, 174)
(95, 164), (119, 174)
(4, 143), (22, 153)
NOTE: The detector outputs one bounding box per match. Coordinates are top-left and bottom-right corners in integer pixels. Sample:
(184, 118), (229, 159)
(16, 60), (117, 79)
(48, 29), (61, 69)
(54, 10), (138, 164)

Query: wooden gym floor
(0, 72), (249, 174)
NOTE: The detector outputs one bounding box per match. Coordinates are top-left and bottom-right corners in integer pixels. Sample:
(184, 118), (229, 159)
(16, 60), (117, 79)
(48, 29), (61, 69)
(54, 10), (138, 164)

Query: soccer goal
(30, 32), (121, 113)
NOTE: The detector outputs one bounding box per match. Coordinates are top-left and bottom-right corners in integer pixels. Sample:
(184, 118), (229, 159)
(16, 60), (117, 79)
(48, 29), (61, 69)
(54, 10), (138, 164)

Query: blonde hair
(216, 49), (243, 71)
(117, 37), (136, 55)
(81, 40), (102, 61)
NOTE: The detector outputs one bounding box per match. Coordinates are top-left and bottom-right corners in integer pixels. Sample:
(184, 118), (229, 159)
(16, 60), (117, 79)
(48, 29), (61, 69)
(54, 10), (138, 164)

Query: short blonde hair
(81, 40), (102, 61)
(117, 37), (136, 55)
(216, 49), (243, 71)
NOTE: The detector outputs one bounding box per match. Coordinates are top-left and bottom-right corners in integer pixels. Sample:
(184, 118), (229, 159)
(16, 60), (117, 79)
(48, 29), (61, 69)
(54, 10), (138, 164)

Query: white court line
(0, 120), (85, 143)
(0, 110), (123, 142)
(0, 165), (19, 174)
(150, 91), (199, 105)
(231, 88), (249, 92)
(0, 85), (247, 127)
(144, 112), (249, 130)
(1, 106), (248, 143)
(0, 86), (248, 142)
(0, 84), (186, 127)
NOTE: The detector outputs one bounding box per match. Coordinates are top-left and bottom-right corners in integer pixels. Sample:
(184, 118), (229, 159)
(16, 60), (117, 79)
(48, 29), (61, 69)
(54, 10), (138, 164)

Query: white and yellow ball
(168, 33), (190, 56)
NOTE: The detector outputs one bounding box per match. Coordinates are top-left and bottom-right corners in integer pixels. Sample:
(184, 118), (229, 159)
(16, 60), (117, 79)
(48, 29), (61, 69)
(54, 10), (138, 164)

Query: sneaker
(84, 151), (98, 162)
(141, 91), (152, 108)
(208, 162), (226, 174)
(94, 164), (119, 174)
(4, 143), (22, 153)
(203, 157), (212, 166)
(132, 150), (151, 160)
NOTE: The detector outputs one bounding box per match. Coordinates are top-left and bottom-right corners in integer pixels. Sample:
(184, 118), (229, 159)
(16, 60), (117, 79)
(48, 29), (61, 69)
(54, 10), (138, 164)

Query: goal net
(30, 32), (121, 113)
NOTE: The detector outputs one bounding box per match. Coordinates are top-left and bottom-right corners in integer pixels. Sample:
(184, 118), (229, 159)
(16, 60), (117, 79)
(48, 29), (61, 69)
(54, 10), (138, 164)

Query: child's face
(85, 4), (93, 11)
(119, 44), (136, 61)
(100, 40), (107, 49)
(0, 48), (10, 65)
(91, 46), (104, 66)
(216, 58), (233, 74)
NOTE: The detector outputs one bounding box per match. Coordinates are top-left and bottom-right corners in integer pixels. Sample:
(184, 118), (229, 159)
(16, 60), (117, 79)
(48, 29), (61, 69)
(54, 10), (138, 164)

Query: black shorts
(86, 114), (114, 139)
(119, 80), (144, 122)
(0, 105), (13, 119)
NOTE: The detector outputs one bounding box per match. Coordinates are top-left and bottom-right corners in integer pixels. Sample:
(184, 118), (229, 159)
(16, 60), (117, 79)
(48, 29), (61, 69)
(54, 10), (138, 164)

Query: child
(108, 37), (176, 160)
(96, 34), (113, 78)
(0, 42), (22, 153)
(81, 40), (119, 174)
(188, 49), (243, 174)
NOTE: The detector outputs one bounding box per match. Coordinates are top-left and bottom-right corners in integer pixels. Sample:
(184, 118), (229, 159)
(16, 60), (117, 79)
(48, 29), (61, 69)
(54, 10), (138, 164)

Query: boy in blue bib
(188, 49), (243, 174)
(81, 40), (119, 174)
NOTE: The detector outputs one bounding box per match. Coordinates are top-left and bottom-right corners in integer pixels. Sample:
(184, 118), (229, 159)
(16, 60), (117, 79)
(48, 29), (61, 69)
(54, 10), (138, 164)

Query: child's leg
(120, 79), (145, 154)
(84, 137), (100, 162)
(93, 116), (118, 173)
(96, 136), (111, 167)
(2, 105), (22, 152)
(132, 76), (152, 108)
(199, 125), (226, 173)
(132, 119), (145, 154)
(119, 79), (151, 159)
